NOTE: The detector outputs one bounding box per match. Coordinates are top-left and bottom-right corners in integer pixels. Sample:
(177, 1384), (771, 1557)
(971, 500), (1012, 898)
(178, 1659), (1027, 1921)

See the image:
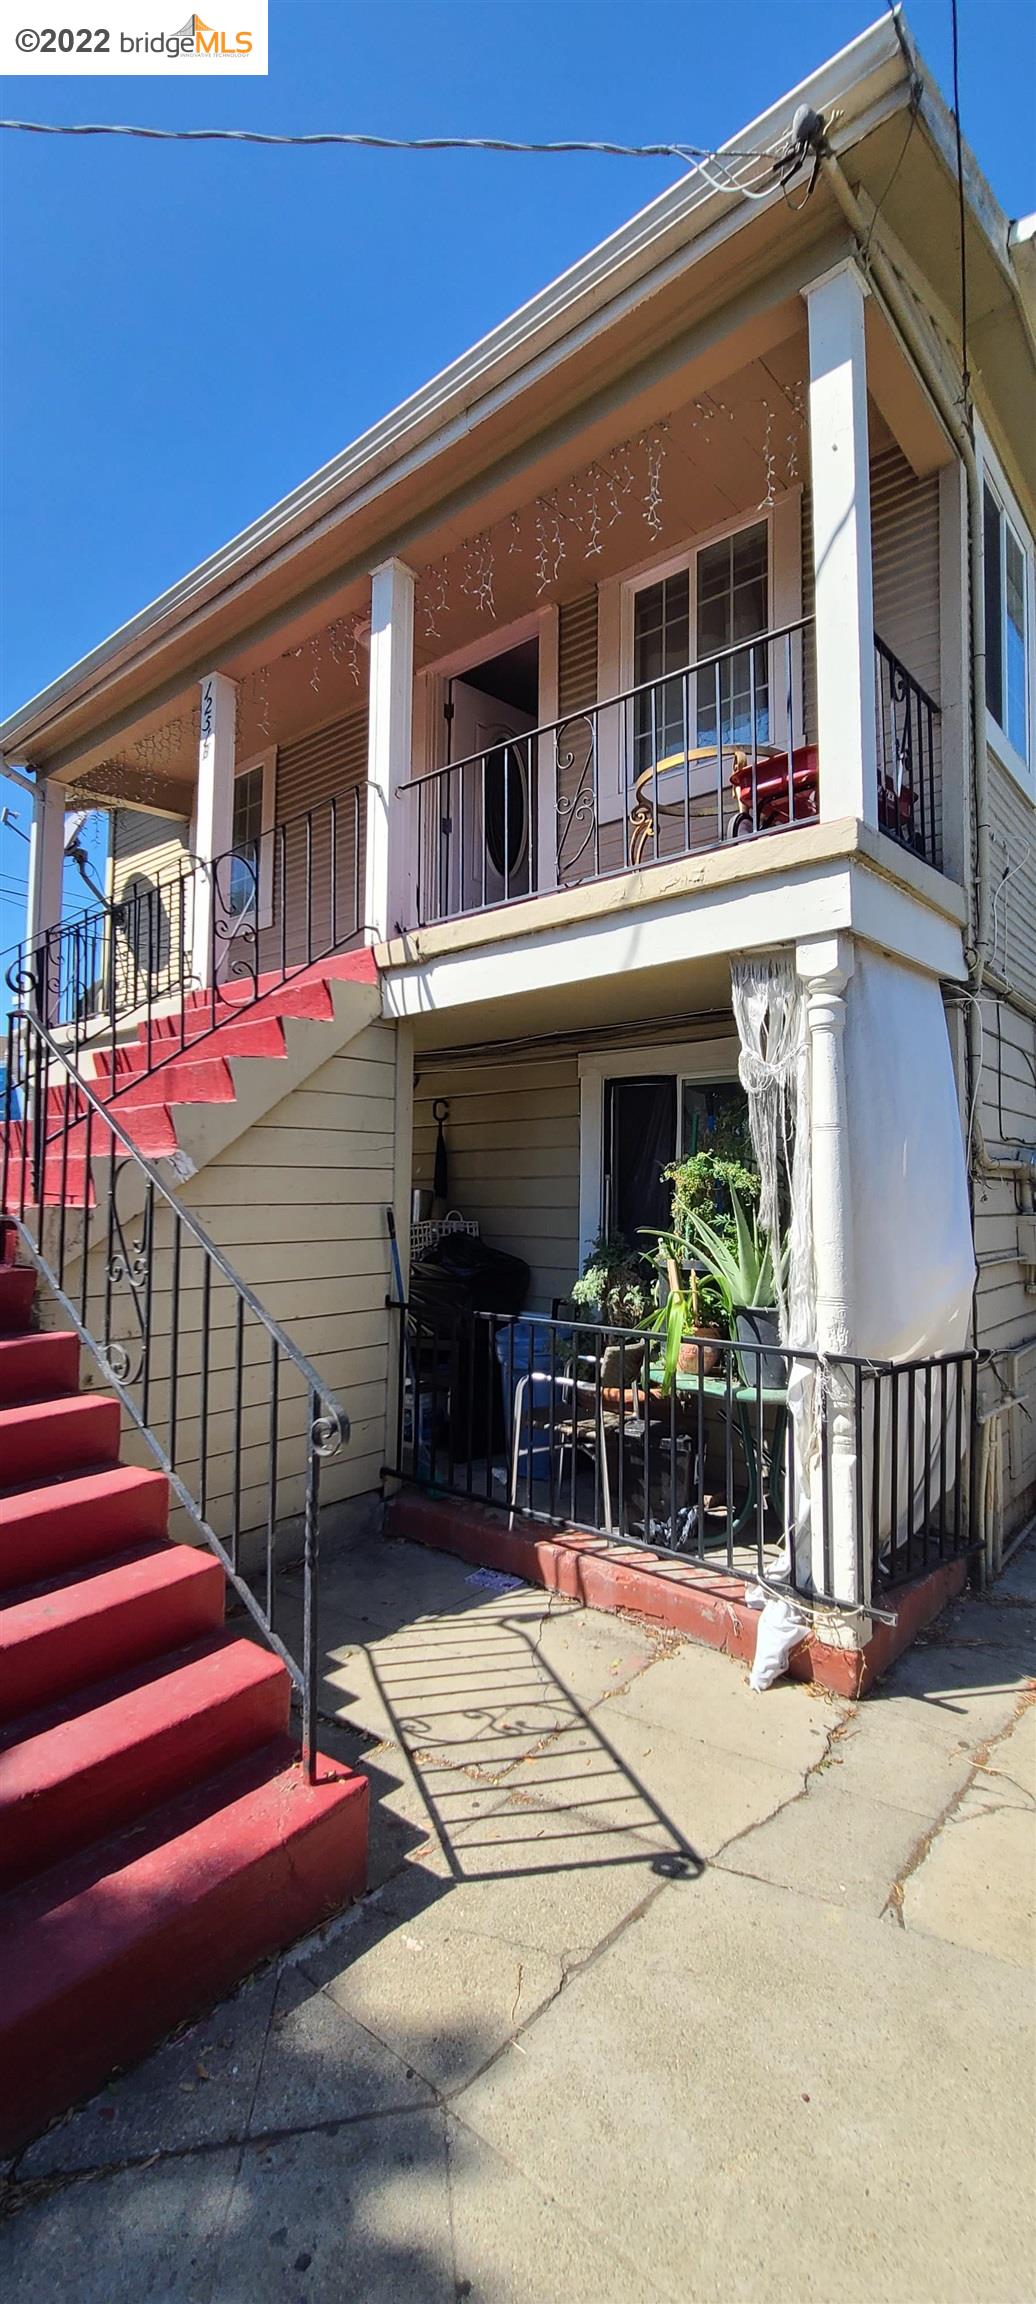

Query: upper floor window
(227, 749), (276, 923)
(695, 521), (769, 753)
(983, 473), (1031, 776)
(630, 518), (770, 777)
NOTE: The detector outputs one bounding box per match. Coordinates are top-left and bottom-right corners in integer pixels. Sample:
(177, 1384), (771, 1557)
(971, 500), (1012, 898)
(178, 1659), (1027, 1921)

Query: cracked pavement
(1, 1529), (1033, 2303)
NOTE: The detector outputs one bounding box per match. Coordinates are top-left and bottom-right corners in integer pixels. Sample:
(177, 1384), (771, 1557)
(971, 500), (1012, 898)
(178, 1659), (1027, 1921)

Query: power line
(0, 120), (781, 164)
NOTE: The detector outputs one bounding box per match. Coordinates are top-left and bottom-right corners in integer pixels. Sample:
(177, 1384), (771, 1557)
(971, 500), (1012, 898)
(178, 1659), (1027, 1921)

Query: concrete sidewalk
(2, 1531), (1033, 2304)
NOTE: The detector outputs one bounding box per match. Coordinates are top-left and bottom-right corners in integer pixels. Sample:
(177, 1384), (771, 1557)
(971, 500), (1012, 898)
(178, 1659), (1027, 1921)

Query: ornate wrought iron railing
(398, 617), (816, 927)
(2, 1008), (351, 1776)
(874, 635), (941, 868)
(8, 783), (365, 1095)
(385, 1303), (975, 1613)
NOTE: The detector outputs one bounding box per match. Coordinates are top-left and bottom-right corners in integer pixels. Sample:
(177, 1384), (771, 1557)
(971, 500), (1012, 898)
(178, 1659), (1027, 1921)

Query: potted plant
(663, 1148), (760, 1245)
(571, 1232), (652, 1330)
(570, 1233), (652, 1398)
(681, 1186), (788, 1388)
(644, 1245), (725, 1392)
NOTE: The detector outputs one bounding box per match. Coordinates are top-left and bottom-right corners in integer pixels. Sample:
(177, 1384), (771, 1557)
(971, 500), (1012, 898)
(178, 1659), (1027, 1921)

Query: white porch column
(25, 776), (67, 1019)
(366, 558), (415, 943)
(191, 671), (237, 988)
(796, 931), (867, 1615)
(804, 261), (879, 829)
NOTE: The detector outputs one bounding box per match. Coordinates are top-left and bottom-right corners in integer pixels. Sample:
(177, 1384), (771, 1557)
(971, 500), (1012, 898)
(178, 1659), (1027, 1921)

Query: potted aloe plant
(681, 1185), (788, 1388)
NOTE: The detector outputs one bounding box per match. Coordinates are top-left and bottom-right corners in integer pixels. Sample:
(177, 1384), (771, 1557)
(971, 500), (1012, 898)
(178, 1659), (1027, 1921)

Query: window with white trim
(630, 518), (771, 768)
(983, 469), (1033, 784)
(229, 748), (276, 924)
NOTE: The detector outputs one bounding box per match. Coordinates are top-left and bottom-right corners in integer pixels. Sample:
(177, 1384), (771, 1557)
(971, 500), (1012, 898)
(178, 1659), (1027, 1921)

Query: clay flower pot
(678, 1326), (723, 1377)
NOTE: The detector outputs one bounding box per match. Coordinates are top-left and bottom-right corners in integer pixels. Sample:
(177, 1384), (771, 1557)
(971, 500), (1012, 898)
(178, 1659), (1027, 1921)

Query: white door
(446, 680), (535, 911)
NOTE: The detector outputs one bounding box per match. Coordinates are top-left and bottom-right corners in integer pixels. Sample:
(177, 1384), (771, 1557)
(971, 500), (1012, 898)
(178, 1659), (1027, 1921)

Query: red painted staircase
(0, 1226), (368, 2153)
(3, 948), (378, 1208)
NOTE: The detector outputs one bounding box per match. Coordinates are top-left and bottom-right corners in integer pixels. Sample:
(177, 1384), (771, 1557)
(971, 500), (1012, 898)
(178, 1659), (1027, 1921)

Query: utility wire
(0, 118), (802, 201)
(0, 121), (781, 163)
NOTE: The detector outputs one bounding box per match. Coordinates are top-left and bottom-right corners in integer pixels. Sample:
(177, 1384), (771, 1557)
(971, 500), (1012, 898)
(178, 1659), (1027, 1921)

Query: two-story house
(1, 9), (1034, 2144)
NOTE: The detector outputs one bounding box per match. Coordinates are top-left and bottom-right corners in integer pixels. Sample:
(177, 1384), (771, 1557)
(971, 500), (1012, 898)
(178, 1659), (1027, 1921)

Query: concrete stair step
(0, 1460), (170, 1591)
(0, 1262), (37, 1334)
(0, 1733), (369, 2153)
(0, 1328), (80, 1407)
(0, 1391), (122, 1485)
(0, 1539), (225, 1722)
(0, 1629), (291, 1889)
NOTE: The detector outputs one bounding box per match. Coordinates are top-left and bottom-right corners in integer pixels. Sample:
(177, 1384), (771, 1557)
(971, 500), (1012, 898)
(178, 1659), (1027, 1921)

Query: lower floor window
(603, 1074), (752, 1248)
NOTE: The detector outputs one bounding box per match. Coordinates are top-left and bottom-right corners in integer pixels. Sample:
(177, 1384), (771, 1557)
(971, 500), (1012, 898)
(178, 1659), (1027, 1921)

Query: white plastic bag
(749, 1594), (808, 1692)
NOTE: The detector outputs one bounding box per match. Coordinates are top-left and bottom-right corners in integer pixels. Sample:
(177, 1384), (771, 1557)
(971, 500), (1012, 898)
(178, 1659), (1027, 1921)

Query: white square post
(192, 671), (237, 989)
(366, 558), (415, 943)
(796, 931), (868, 1623)
(805, 261), (879, 829)
(25, 776), (67, 1020)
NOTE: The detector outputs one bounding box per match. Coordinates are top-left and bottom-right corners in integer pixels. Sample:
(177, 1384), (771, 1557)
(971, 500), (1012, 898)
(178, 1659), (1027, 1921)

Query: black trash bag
(428, 1232), (529, 1313)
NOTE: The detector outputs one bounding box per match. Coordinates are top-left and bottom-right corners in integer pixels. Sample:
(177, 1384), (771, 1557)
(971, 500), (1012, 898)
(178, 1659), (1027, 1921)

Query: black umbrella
(433, 1098), (449, 1202)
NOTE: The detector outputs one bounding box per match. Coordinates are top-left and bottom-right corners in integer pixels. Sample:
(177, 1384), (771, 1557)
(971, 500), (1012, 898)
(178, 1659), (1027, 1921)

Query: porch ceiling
(53, 591), (374, 802)
(408, 952), (737, 1056)
(51, 285), (950, 812)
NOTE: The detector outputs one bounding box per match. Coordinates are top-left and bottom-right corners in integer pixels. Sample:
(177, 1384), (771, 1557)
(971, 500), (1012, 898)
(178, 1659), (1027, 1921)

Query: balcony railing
(399, 619), (946, 928)
(386, 1305), (975, 1614)
(8, 785), (365, 1097)
(874, 636), (941, 869)
(400, 617), (816, 929)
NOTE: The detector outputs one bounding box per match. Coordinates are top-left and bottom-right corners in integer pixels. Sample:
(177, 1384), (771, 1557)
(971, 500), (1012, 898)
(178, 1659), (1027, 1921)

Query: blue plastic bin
(495, 1323), (560, 1485)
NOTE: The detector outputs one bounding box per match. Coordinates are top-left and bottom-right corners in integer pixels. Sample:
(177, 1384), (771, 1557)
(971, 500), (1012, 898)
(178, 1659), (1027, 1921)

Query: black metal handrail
(385, 1303), (975, 1613)
(8, 782), (365, 1098)
(397, 617), (816, 926)
(874, 634), (941, 868)
(2, 1008), (351, 1777)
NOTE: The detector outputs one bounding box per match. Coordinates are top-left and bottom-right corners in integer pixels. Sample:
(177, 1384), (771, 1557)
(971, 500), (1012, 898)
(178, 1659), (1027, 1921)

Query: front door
(447, 679), (535, 911)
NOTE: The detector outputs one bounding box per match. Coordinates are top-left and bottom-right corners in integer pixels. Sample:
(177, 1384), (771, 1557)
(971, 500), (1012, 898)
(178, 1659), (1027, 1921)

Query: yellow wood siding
(987, 757), (1036, 1008)
(556, 592), (612, 883)
(973, 985), (1036, 1536)
(109, 809), (193, 1002)
(111, 809), (191, 901)
(975, 991), (1036, 1348)
(77, 1019), (397, 1539)
(413, 1050), (580, 1313)
(870, 444), (943, 865)
(266, 708), (368, 966)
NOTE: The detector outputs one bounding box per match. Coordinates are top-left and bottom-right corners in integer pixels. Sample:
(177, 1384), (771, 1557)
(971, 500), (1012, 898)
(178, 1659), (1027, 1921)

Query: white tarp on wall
(844, 947), (974, 1360)
(734, 945), (975, 1598)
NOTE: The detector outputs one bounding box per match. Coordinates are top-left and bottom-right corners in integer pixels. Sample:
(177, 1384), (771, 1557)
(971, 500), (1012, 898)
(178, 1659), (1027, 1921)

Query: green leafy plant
(645, 1258), (724, 1394)
(571, 1232), (653, 1330)
(681, 1185), (787, 1322)
(664, 1150), (760, 1255)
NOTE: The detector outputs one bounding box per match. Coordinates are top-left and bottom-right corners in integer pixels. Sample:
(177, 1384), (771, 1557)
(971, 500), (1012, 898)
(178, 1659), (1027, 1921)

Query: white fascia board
(379, 853), (965, 1021)
(380, 862), (855, 1018)
(0, 14), (907, 761)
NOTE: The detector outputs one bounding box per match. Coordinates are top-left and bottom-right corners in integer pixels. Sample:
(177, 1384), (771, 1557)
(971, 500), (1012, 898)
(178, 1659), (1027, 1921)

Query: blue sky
(1, 0), (1034, 962)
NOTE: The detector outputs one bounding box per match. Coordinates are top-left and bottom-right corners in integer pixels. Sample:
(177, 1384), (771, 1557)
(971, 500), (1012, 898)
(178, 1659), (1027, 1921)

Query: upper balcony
(16, 251), (966, 1050)
(395, 616), (940, 929)
(373, 259), (960, 1005)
